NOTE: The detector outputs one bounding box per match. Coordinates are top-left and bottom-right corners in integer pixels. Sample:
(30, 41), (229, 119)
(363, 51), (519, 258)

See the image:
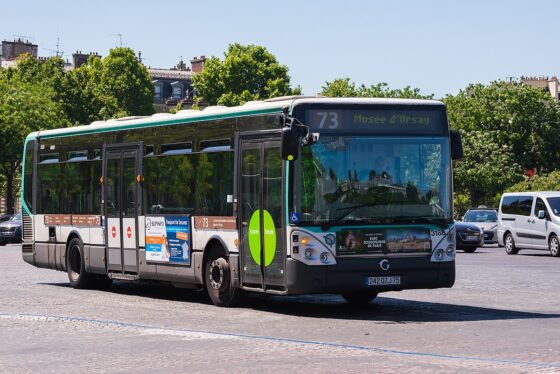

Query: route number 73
(316, 111), (340, 129)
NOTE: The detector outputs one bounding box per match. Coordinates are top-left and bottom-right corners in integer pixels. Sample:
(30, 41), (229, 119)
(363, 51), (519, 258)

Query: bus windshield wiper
(321, 204), (375, 231)
(388, 216), (450, 229)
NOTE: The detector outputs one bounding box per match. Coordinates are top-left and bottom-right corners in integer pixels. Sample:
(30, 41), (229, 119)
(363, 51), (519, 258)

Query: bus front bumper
(285, 256), (455, 295)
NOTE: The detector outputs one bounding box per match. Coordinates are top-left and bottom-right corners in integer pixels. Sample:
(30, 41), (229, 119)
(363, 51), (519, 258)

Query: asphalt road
(1, 243), (559, 373)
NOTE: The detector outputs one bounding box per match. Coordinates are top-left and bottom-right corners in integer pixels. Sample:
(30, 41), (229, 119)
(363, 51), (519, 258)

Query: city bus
(21, 97), (462, 307)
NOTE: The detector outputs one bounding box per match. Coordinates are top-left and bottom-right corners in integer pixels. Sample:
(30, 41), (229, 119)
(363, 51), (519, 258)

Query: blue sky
(2, 0), (559, 98)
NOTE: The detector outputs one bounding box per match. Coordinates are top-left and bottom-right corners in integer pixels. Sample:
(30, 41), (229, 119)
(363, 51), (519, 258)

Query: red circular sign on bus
(111, 226), (117, 238)
(127, 226), (132, 239)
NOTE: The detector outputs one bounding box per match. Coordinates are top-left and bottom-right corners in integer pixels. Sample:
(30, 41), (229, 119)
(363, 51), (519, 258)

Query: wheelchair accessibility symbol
(290, 212), (300, 223)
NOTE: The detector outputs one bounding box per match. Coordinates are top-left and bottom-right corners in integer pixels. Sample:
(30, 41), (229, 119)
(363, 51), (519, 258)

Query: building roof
(148, 68), (192, 80)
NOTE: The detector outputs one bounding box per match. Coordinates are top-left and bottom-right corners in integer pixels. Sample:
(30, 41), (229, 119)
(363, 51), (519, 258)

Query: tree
(193, 43), (301, 106)
(445, 81), (560, 172)
(445, 80), (560, 208)
(321, 78), (434, 99)
(71, 48), (154, 121)
(452, 130), (523, 207)
(506, 171), (560, 193)
(0, 73), (66, 213)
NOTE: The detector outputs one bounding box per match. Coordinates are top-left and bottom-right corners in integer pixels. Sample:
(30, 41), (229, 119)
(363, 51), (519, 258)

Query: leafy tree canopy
(321, 78), (434, 99)
(506, 171), (560, 193)
(0, 71), (66, 213)
(193, 43), (301, 106)
(445, 80), (560, 208)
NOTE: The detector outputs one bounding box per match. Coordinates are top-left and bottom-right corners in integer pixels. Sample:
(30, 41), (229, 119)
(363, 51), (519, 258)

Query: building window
(154, 82), (163, 100)
(171, 81), (184, 100)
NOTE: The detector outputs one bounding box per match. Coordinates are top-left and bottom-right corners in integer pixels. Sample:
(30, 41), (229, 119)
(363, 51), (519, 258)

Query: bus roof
(26, 96), (445, 141)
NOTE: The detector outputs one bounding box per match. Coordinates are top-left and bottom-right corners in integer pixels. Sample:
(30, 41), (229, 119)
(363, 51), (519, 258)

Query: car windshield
(296, 136), (452, 225)
(463, 210), (497, 222)
(546, 197), (560, 216)
(10, 213), (21, 221)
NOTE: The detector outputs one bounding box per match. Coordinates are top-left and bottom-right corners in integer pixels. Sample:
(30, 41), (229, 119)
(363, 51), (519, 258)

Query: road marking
(1, 312), (559, 370)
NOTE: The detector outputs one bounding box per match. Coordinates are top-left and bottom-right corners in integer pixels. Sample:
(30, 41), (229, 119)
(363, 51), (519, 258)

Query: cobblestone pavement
(1, 244), (559, 373)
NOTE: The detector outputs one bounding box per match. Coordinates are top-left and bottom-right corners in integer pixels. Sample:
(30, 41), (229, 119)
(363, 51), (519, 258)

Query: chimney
(72, 51), (101, 68)
(190, 55), (206, 73)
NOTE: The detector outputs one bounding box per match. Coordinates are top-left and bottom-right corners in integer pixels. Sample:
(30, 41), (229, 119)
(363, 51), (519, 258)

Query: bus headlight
(304, 248), (313, 260)
(434, 248), (445, 261)
(447, 230), (455, 242)
(446, 245), (454, 256)
(320, 252), (329, 264)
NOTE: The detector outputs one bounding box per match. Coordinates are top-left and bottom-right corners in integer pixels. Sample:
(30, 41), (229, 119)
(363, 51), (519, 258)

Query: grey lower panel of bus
(285, 257), (455, 295)
(24, 243), (453, 294)
(26, 242), (66, 272)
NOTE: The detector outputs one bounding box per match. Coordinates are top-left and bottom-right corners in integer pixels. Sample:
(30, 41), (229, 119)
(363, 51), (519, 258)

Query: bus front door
(239, 137), (285, 292)
(103, 144), (142, 276)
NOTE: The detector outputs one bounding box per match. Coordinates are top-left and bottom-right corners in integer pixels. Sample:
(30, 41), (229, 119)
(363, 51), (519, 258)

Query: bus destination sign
(305, 109), (444, 134)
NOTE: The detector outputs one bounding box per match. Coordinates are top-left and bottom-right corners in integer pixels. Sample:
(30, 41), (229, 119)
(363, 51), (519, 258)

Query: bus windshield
(296, 136), (452, 225)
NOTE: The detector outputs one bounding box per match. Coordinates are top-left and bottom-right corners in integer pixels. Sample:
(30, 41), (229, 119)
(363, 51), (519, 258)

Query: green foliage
(445, 80), (560, 208)
(321, 78), (434, 99)
(445, 81), (560, 172)
(452, 130), (523, 206)
(0, 70), (66, 212)
(506, 171), (560, 193)
(193, 43), (300, 106)
(71, 48), (154, 121)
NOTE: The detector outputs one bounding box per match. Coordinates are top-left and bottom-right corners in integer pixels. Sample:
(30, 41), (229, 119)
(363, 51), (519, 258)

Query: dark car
(0, 213), (22, 245)
(455, 221), (484, 253)
(0, 214), (13, 223)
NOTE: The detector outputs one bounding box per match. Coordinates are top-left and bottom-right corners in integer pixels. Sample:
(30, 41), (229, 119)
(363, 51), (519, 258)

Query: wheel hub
(209, 260), (224, 290)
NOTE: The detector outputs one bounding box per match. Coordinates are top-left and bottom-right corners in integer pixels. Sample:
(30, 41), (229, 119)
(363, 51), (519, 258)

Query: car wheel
(341, 291), (378, 305)
(66, 238), (95, 289)
(463, 247), (477, 253)
(205, 246), (243, 307)
(504, 233), (518, 255)
(549, 235), (560, 257)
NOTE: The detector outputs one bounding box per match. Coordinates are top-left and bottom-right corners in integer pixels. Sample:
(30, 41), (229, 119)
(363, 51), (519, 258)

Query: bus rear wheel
(341, 291), (378, 305)
(205, 247), (242, 307)
(66, 238), (95, 289)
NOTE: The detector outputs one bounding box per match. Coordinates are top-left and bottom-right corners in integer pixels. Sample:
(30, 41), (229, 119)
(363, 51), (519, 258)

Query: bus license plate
(466, 235), (479, 241)
(365, 276), (401, 286)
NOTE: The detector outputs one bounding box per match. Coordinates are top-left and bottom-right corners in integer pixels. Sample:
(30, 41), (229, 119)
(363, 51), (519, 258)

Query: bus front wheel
(66, 238), (95, 289)
(205, 247), (242, 307)
(341, 291), (378, 305)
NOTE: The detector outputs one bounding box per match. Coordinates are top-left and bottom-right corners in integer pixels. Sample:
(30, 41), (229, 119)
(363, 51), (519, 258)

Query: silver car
(463, 208), (498, 244)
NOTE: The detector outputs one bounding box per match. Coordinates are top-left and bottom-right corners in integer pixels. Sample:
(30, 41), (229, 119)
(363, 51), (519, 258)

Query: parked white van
(498, 192), (560, 256)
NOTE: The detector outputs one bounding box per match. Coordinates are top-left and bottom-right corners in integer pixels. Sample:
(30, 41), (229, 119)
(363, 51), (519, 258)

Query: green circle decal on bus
(248, 209), (276, 266)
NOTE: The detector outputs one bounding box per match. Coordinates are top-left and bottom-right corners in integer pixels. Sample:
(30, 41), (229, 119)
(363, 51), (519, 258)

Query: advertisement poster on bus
(337, 228), (431, 255)
(145, 216), (190, 265)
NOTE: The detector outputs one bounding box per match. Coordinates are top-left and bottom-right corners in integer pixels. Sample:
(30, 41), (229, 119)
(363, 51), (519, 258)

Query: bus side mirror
(281, 126), (300, 161)
(450, 129), (463, 160)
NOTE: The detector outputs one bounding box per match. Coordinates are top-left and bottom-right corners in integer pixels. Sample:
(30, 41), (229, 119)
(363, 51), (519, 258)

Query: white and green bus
(21, 97), (462, 306)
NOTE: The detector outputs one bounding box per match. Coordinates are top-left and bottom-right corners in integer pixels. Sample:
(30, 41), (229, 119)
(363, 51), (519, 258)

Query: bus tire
(504, 233), (518, 255)
(549, 234), (560, 257)
(66, 238), (95, 289)
(341, 291), (378, 305)
(205, 247), (242, 307)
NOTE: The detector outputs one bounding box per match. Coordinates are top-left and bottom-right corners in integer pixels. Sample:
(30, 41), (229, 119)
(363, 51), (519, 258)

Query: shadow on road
(42, 281), (560, 324)
(243, 294), (560, 323)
